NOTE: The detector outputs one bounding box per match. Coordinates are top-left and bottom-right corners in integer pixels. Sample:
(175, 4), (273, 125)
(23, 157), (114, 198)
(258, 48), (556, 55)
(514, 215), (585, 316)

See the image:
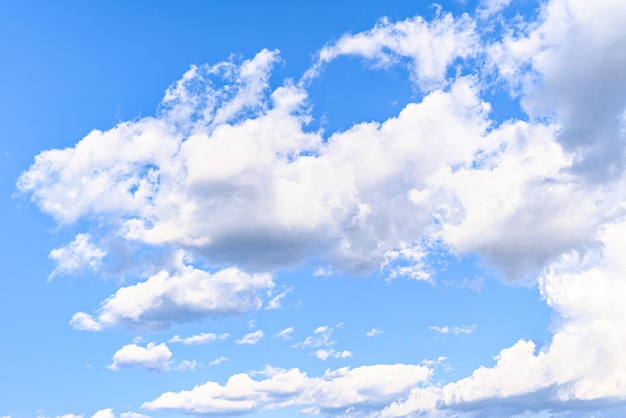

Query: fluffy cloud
(108, 343), (172, 372)
(236, 330), (264, 345)
(70, 254), (273, 331)
(489, 0), (626, 182)
(142, 364), (431, 416)
(380, 220), (626, 416)
(17, 0), (626, 415)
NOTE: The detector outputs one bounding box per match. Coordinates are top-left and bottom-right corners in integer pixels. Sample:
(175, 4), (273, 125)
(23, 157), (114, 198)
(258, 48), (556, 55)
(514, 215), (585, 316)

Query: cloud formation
(142, 364), (431, 416)
(17, 0), (626, 415)
(108, 343), (172, 372)
(70, 254), (273, 332)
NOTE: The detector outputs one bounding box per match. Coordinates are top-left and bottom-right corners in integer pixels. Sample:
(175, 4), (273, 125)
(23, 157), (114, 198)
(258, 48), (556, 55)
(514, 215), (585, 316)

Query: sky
(1, 0), (626, 417)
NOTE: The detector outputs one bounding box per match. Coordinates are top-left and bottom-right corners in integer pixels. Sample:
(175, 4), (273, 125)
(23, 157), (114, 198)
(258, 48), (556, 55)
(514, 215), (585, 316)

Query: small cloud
(48, 234), (106, 280)
(248, 319), (257, 329)
(429, 325), (477, 336)
(313, 267), (332, 277)
(69, 312), (101, 332)
(174, 359), (200, 372)
(209, 356), (228, 366)
(275, 326), (294, 340)
(315, 349), (353, 361)
(366, 328), (383, 337)
(265, 286), (292, 310)
(108, 343), (172, 372)
(168, 332), (229, 345)
(236, 330), (264, 345)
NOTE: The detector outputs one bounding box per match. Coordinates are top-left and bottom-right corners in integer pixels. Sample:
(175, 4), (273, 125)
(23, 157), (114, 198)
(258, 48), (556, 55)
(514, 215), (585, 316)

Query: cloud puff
(366, 328), (383, 337)
(236, 330), (264, 345)
(108, 343), (172, 372)
(142, 364), (431, 416)
(70, 254), (273, 331)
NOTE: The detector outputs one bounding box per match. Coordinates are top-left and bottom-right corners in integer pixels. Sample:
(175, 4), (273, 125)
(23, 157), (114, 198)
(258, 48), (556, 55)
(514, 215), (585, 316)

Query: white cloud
(382, 219), (626, 416)
(477, 0), (511, 18)
(56, 415), (83, 418)
(90, 410), (115, 418)
(488, 0), (626, 182)
(70, 253), (273, 331)
(366, 328), (383, 337)
(174, 359), (200, 372)
(168, 332), (229, 345)
(108, 343), (172, 372)
(293, 325), (335, 349)
(265, 286), (292, 310)
(209, 356), (228, 366)
(315, 349), (353, 361)
(275, 326), (294, 340)
(18, 2), (626, 415)
(142, 364), (432, 416)
(48, 234), (105, 280)
(309, 12), (478, 90)
(236, 330), (264, 345)
(429, 325), (477, 336)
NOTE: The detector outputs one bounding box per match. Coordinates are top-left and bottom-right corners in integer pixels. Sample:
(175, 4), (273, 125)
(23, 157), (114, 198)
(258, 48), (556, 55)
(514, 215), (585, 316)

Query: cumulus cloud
(236, 330), (264, 345)
(142, 364), (431, 416)
(381, 220), (626, 416)
(108, 343), (172, 372)
(70, 253), (273, 331)
(17, 0), (626, 415)
(168, 332), (229, 345)
(488, 0), (626, 181)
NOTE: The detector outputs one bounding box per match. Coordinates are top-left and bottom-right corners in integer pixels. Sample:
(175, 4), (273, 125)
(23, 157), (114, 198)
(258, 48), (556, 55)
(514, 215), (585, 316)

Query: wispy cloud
(429, 325), (477, 336)
(236, 330), (264, 345)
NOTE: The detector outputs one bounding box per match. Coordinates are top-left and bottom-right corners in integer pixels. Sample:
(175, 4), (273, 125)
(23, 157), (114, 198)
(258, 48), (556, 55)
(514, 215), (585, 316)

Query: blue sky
(2, 0), (626, 417)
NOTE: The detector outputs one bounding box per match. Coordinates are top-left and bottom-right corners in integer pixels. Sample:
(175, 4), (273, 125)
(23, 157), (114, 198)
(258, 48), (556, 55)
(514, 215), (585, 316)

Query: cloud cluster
(142, 364), (431, 416)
